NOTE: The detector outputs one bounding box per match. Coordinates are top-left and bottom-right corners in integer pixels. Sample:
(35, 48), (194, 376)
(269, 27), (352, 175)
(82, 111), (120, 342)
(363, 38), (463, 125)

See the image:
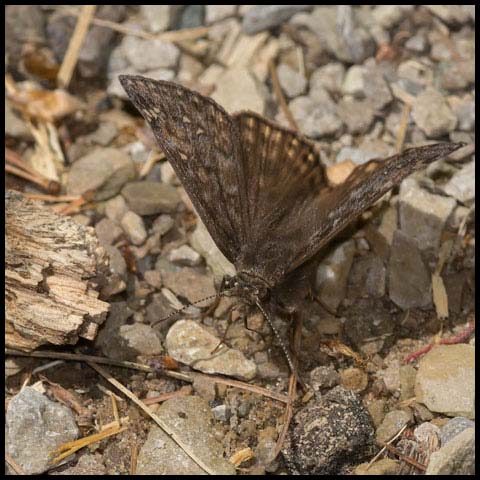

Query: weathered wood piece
(6, 190), (110, 351)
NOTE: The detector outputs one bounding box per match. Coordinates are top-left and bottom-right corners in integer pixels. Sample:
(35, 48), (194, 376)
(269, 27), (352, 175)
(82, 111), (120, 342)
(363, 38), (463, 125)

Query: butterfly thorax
(222, 271), (271, 305)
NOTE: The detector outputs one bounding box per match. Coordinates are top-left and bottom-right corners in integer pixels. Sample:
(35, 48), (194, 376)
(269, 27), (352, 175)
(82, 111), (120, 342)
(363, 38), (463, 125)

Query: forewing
(120, 75), (248, 262)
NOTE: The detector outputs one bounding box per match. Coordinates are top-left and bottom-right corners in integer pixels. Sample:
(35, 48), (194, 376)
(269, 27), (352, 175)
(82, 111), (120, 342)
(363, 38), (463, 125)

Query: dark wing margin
(120, 75), (249, 263)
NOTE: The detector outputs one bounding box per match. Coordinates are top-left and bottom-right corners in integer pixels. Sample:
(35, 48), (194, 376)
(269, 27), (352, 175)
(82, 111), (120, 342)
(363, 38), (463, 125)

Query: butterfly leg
(200, 295), (221, 322)
(210, 306), (238, 355)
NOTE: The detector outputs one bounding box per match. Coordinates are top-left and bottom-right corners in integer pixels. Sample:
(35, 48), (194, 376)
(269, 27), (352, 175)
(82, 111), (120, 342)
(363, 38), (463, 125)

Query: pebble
(140, 5), (175, 33)
(415, 344), (475, 419)
(162, 267), (216, 304)
(339, 367), (368, 392)
(426, 428), (475, 475)
(341, 65), (365, 97)
(122, 36), (180, 71)
(120, 211), (147, 246)
(95, 217), (123, 246)
(337, 97), (375, 134)
(376, 410), (412, 445)
(398, 178), (457, 250)
(276, 63), (307, 98)
(412, 87), (458, 138)
(309, 63), (345, 94)
(167, 244), (202, 267)
(440, 417), (476, 446)
(67, 148), (136, 201)
(136, 396), (236, 474)
(355, 458), (399, 475)
(315, 239), (356, 313)
(152, 214), (175, 236)
(242, 5), (312, 34)
(442, 161), (475, 204)
(166, 320), (257, 381)
(212, 67), (266, 114)
(283, 386), (375, 474)
(6, 387), (79, 474)
(309, 365), (340, 390)
(105, 195), (129, 223)
(348, 254), (386, 299)
(211, 404), (231, 422)
(190, 219), (236, 280)
(388, 230), (431, 309)
(122, 181), (181, 215)
(287, 92), (343, 138)
(205, 5), (237, 24)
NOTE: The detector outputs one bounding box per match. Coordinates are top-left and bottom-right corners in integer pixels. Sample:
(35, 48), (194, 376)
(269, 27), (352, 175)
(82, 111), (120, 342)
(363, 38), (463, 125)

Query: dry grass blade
(57, 5), (96, 88)
(86, 361), (214, 474)
(366, 423), (408, 468)
(130, 442), (138, 475)
(5, 452), (26, 475)
(395, 102), (412, 153)
(230, 447), (254, 467)
(268, 59), (299, 131)
(142, 386), (193, 405)
(49, 424), (128, 465)
(383, 443), (427, 472)
(6, 349), (291, 404)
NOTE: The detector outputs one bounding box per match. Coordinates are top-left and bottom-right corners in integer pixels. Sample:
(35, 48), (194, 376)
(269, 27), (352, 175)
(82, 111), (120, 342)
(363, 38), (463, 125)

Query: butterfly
(120, 74), (463, 372)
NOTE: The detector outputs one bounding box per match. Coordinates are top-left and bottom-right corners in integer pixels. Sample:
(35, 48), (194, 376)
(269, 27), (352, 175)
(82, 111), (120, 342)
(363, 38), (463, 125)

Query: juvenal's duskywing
(120, 75), (463, 372)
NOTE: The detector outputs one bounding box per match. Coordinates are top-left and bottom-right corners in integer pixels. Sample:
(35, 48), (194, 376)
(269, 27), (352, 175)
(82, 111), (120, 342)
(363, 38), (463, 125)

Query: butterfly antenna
(151, 292), (224, 327)
(255, 299), (296, 375)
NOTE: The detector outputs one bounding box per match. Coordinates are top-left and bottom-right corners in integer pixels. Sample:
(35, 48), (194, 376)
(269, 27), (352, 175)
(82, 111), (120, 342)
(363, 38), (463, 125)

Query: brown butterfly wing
(232, 113), (463, 284)
(120, 75), (249, 263)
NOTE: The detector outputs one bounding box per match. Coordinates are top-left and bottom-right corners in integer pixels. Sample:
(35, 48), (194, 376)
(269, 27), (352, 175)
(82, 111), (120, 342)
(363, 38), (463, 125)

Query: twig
(130, 442), (138, 475)
(395, 102), (412, 154)
(57, 5), (96, 88)
(268, 59), (299, 131)
(141, 386), (193, 405)
(367, 423), (408, 468)
(87, 361), (214, 474)
(5, 148), (61, 194)
(383, 443), (427, 472)
(57, 6), (209, 43)
(6, 349), (290, 403)
(23, 193), (81, 203)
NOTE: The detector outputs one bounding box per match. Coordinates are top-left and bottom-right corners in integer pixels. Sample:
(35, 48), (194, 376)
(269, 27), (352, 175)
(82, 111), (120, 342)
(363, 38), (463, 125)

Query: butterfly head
(221, 272), (270, 305)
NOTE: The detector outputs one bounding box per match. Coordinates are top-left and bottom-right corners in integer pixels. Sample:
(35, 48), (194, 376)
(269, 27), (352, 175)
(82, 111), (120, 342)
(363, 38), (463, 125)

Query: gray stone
(309, 63), (345, 94)
(152, 214), (175, 236)
(315, 239), (356, 313)
(122, 181), (181, 215)
(178, 5), (205, 29)
(205, 5), (237, 24)
(105, 194), (129, 223)
(162, 267), (216, 304)
(136, 396), (236, 475)
(307, 6), (375, 64)
(287, 92), (343, 138)
(388, 230), (431, 310)
(442, 161), (475, 204)
(372, 5), (407, 28)
(104, 245), (127, 276)
(355, 458), (399, 475)
(95, 218), (123, 246)
(283, 386), (375, 474)
(426, 428), (475, 475)
(190, 219), (236, 280)
(211, 68), (265, 114)
(67, 148), (136, 201)
(425, 5), (472, 25)
(277, 63), (307, 98)
(398, 178), (456, 250)
(376, 410), (412, 445)
(336, 146), (380, 165)
(405, 34), (427, 53)
(50, 454), (106, 475)
(399, 364), (417, 401)
(5, 387), (79, 474)
(439, 60), (475, 91)
(122, 36), (180, 71)
(412, 88), (457, 138)
(415, 344), (475, 419)
(166, 320), (257, 381)
(348, 254), (386, 299)
(440, 417), (476, 446)
(242, 5), (312, 34)
(337, 97), (375, 134)
(448, 95), (475, 132)
(168, 244), (202, 267)
(141, 5), (176, 33)
(363, 66), (393, 111)
(121, 211), (147, 245)
(309, 365), (340, 390)
(5, 100), (31, 138)
(342, 65), (365, 97)
(211, 405), (231, 422)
